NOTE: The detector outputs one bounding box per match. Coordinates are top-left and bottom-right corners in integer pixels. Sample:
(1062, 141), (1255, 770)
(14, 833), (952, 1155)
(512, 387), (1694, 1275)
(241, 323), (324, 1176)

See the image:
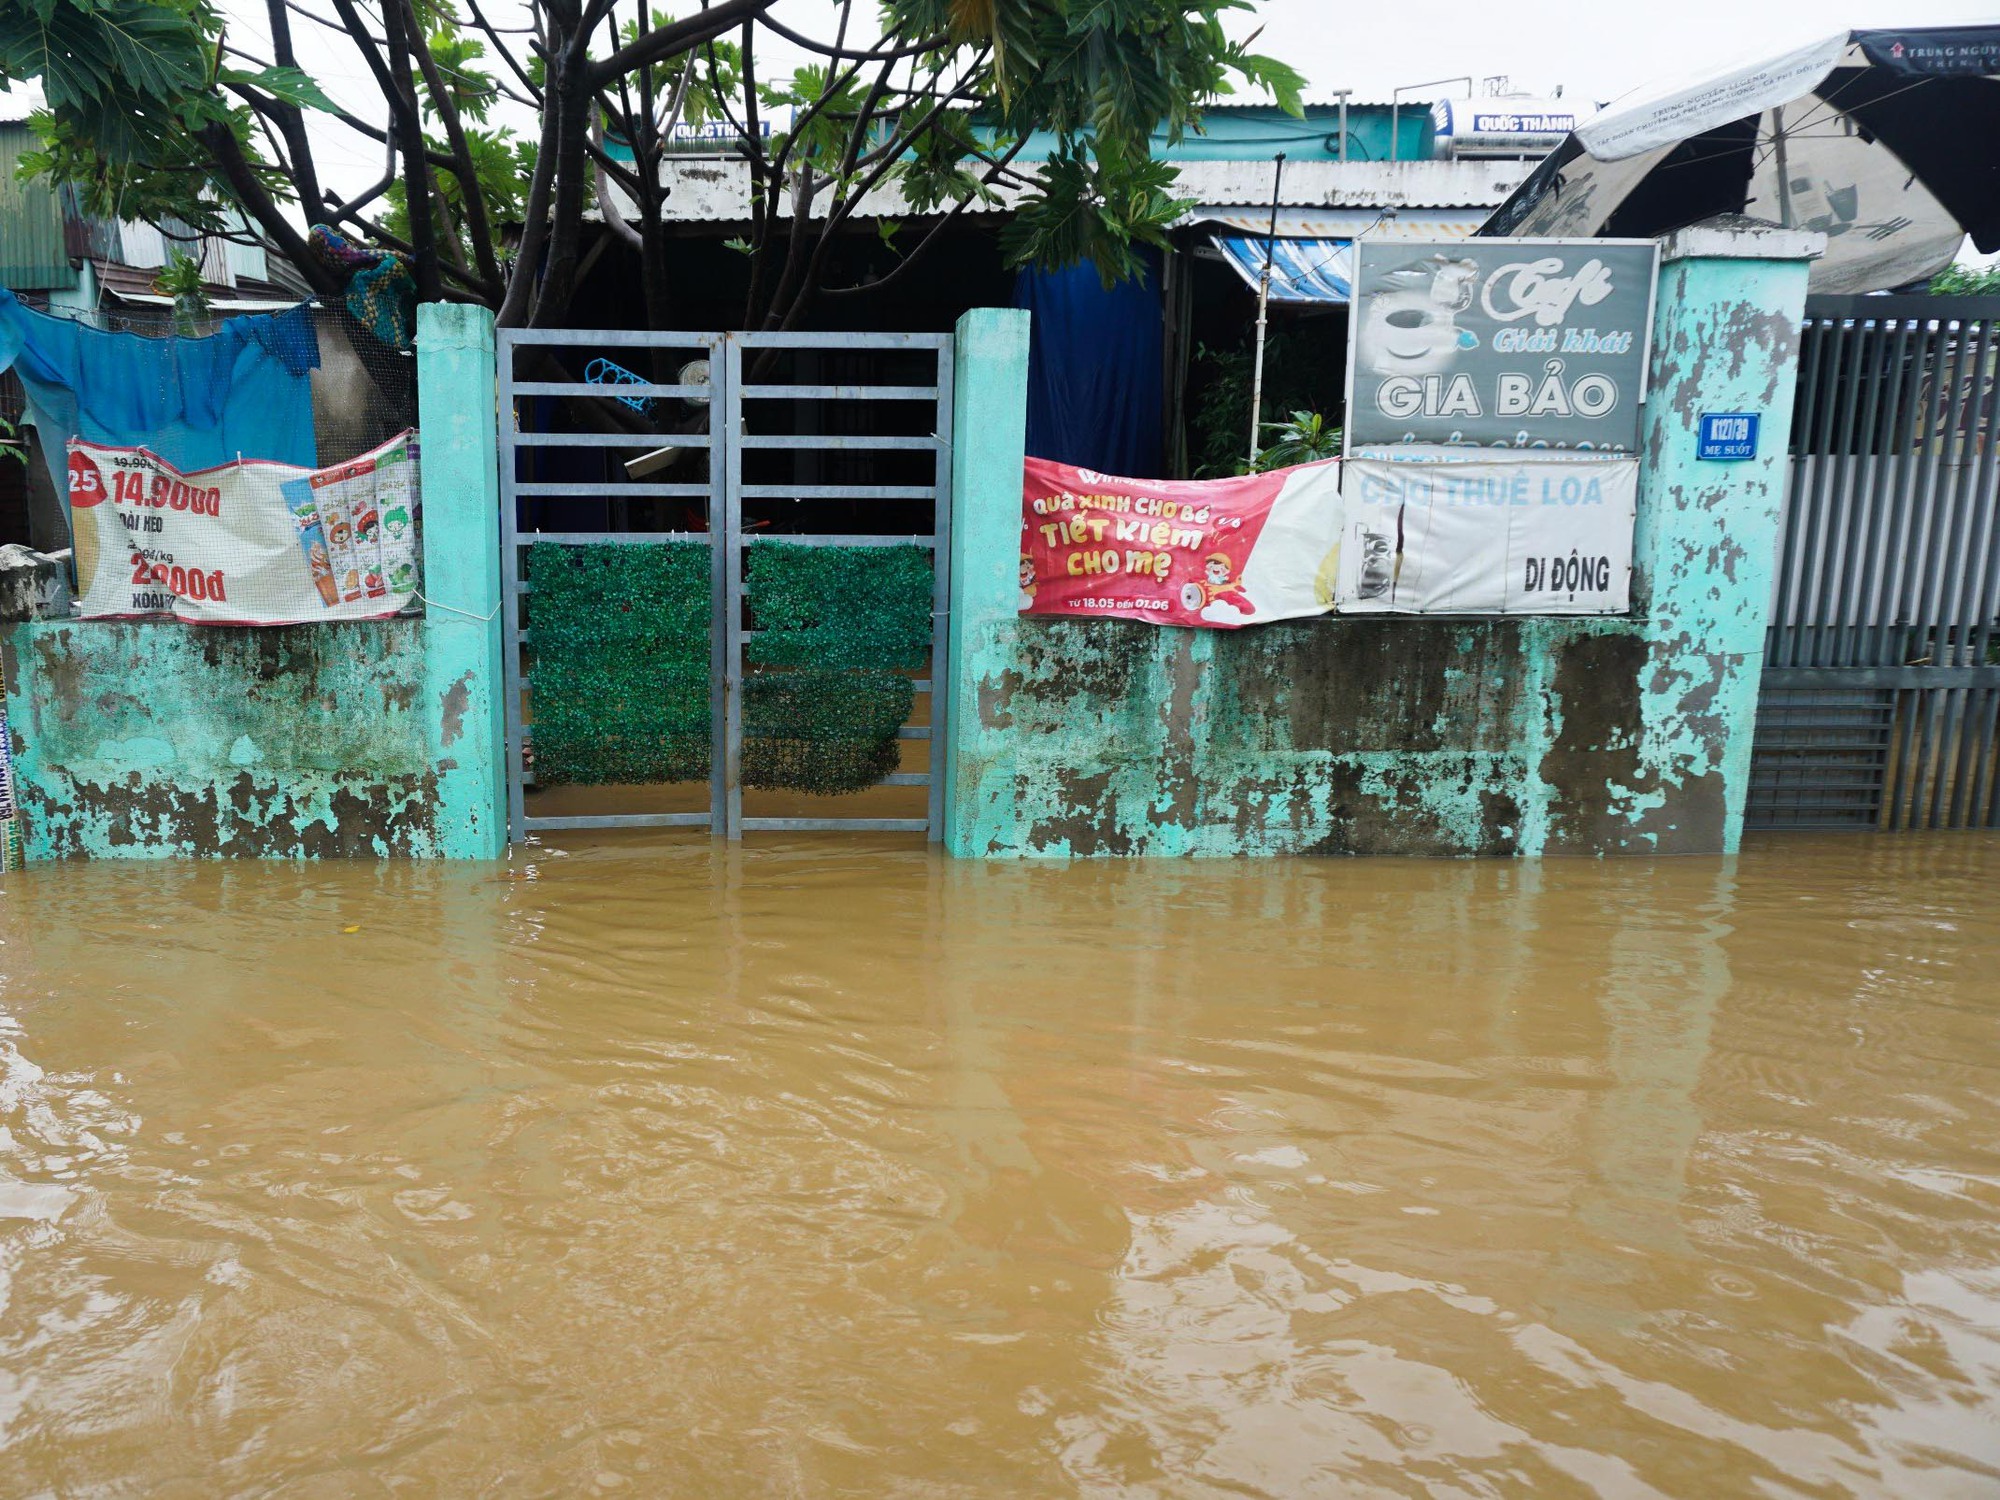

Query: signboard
(1335, 452), (1637, 614)
(68, 431), (420, 624)
(1345, 238), (1659, 454)
(1021, 457), (1341, 628)
(1698, 412), (1760, 461)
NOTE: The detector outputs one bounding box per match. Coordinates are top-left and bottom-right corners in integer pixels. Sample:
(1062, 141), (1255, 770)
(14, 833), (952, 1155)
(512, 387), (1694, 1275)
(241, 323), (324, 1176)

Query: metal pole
(1772, 105), (1792, 229)
(1336, 90), (1350, 161)
(1248, 153), (1286, 470)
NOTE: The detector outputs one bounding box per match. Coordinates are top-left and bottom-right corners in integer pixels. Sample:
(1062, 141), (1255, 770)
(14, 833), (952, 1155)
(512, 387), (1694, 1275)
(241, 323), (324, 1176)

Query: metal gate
(497, 329), (953, 844)
(1749, 294), (2000, 830)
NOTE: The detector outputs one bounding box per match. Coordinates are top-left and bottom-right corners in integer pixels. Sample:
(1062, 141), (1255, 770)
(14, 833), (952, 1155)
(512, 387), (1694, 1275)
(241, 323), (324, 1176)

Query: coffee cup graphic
(1362, 256), (1484, 377)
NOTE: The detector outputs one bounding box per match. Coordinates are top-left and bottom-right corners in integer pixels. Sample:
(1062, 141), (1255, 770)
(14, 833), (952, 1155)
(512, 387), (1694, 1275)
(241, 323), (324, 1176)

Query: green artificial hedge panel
(743, 543), (932, 793)
(525, 540), (933, 795)
(525, 542), (711, 785)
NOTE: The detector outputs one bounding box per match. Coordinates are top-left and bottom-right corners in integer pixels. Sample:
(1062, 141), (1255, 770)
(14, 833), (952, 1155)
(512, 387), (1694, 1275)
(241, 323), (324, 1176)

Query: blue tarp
(1011, 253), (1163, 478)
(0, 290), (321, 496)
(1211, 236), (1353, 302)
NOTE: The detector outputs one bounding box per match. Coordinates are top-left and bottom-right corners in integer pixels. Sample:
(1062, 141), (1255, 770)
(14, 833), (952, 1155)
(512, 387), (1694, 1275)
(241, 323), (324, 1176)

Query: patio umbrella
(1479, 26), (2000, 293)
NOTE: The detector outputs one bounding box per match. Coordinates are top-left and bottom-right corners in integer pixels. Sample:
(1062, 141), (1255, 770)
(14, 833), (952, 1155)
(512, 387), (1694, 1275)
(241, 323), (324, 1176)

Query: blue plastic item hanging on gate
(584, 357), (655, 415)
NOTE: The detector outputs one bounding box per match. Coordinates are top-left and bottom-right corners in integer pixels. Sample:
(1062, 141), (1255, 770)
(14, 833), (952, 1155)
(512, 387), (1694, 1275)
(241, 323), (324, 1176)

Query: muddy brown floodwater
(2, 836), (2000, 1497)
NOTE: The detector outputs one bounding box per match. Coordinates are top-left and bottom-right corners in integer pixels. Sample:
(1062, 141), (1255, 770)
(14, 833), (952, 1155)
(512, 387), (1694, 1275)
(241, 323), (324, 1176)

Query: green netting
(523, 540), (933, 795)
(525, 542), (710, 785)
(743, 543), (933, 794)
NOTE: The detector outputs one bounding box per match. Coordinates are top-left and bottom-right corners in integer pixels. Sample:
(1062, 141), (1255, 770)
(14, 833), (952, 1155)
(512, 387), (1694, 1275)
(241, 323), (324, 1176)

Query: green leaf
(219, 64), (336, 113)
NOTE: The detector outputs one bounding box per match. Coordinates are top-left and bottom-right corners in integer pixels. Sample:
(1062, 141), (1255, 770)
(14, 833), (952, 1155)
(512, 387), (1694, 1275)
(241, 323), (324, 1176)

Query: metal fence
(497, 328), (953, 845)
(1749, 294), (2000, 831)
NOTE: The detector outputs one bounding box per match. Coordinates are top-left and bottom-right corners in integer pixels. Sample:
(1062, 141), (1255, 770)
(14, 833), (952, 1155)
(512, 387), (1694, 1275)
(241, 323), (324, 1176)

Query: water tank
(1430, 98), (1582, 160)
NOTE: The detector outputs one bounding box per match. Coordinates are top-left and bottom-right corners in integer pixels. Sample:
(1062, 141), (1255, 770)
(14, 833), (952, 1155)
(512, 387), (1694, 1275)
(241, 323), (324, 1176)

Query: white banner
(1336, 452), (1637, 614)
(68, 432), (419, 624)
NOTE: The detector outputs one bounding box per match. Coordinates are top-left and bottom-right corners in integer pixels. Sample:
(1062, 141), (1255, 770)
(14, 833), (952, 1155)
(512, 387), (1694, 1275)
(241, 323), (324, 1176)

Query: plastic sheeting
(0, 290), (321, 502)
(1211, 235), (1354, 303)
(1011, 254), (1163, 478)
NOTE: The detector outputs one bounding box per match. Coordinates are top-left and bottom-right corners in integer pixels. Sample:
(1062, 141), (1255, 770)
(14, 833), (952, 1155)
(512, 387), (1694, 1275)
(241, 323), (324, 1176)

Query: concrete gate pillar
(1625, 221), (1823, 853)
(414, 302), (508, 858)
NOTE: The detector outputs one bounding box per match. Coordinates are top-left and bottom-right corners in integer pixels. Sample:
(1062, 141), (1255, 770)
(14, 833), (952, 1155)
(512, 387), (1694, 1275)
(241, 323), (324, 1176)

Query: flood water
(2, 835), (1999, 1497)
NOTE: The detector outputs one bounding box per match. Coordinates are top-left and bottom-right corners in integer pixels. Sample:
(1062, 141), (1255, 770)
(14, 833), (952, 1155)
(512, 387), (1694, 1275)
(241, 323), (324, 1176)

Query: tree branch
(463, 0), (543, 102)
(405, 0), (505, 289)
(378, 0), (442, 302)
(197, 121), (344, 298)
(590, 0), (774, 85)
(825, 136), (1030, 300)
(756, 11), (947, 61)
(496, 92), (563, 327)
(261, 0), (324, 216)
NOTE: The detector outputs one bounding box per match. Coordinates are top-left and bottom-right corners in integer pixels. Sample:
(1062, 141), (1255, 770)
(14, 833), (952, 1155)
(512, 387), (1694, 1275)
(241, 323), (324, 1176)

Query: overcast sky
(208, 0), (1999, 201)
(1250, 0), (1999, 104)
(15, 0), (1999, 210)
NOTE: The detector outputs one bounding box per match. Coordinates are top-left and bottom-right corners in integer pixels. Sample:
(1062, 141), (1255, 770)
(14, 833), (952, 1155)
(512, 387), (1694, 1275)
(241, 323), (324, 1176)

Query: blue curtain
(1011, 251), (1163, 478)
(0, 290), (320, 499)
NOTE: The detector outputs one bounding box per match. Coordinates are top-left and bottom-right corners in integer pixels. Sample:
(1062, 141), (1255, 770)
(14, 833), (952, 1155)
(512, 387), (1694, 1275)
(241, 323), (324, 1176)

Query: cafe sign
(1345, 238), (1660, 454)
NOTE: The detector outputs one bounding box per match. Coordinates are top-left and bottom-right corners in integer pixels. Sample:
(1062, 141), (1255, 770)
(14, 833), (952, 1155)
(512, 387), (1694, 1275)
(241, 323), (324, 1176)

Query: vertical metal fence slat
(1952, 322), (2000, 675)
(1939, 321), (1998, 665)
(1811, 316), (1874, 667)
(927, 343), (955, 845)
(1926, 686), (1960, 828)
(1787, 319), (1847, 669)
(1949, 686), (1984, 827)
(1831, 318), (1891, 668)
(708, 340), (731, 838)
(722, 335), (746, 841)
(1879, 316), (1947, 669)
(1925, 685), (1959, 828)
(1912, 319), (1983, 668)
(1899, 686), (1933, 829)
(1860, 318), (1917, 666)
(1968, 692), (2000, 828)
(497, 331), (528, 846)
(1770, 319), (1825, 665)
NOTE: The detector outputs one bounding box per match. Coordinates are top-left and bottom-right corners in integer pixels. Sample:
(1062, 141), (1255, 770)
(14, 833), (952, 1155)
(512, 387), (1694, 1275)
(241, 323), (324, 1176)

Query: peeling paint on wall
(0, 619), (466, 858)
(0, 302), (507, 862)
(945, 236), (1814, 859)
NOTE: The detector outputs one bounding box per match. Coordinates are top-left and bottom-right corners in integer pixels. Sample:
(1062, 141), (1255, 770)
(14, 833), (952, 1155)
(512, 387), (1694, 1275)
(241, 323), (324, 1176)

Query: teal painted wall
(943, 230), (1814, 858)
(0, 303), (506, 859)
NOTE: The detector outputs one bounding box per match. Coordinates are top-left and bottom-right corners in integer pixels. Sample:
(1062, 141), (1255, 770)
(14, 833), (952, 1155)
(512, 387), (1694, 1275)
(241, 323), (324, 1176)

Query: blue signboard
(1698, 412), (1760, 461)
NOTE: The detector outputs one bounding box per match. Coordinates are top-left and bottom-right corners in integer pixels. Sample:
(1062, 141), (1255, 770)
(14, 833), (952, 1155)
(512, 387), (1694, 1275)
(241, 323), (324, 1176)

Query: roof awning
(1187, 207), (1493, 238)
(1211, 236), (1353, 304)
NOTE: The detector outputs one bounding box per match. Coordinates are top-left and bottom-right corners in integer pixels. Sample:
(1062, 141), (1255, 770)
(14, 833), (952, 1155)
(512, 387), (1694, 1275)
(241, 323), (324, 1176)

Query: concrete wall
(944, 222), (1818, 858)
(0, 303), (505, 859)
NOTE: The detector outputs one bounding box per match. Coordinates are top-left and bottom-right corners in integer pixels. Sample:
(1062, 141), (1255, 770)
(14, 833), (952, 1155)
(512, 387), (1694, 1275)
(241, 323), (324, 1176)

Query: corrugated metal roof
(0, 123), (76, 291)
(627, 157), (1536, 224)
(1181, 206), (1492, 237)
(1165, 159), (1537, 209)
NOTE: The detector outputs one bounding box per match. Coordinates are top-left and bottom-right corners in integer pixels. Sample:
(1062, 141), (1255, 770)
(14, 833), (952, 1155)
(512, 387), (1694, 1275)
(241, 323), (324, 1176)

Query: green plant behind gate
(524, 541), (933, 795)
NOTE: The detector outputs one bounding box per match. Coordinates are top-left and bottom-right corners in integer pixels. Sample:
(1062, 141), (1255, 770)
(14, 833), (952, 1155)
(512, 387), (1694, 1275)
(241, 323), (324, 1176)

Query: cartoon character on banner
(1180, 551), (1255, 625)
(1018, 554), (1037, 611)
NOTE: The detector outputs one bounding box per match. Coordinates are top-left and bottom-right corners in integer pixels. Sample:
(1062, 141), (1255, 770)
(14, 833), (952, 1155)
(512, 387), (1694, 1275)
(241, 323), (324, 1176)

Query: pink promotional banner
(1020, 457), (1342, 628)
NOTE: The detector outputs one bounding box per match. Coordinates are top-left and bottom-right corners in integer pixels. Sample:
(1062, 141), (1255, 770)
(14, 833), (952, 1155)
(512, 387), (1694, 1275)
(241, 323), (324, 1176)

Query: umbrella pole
(1248, 153), (1287, 470)
(1772, 104), (1792, 229)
